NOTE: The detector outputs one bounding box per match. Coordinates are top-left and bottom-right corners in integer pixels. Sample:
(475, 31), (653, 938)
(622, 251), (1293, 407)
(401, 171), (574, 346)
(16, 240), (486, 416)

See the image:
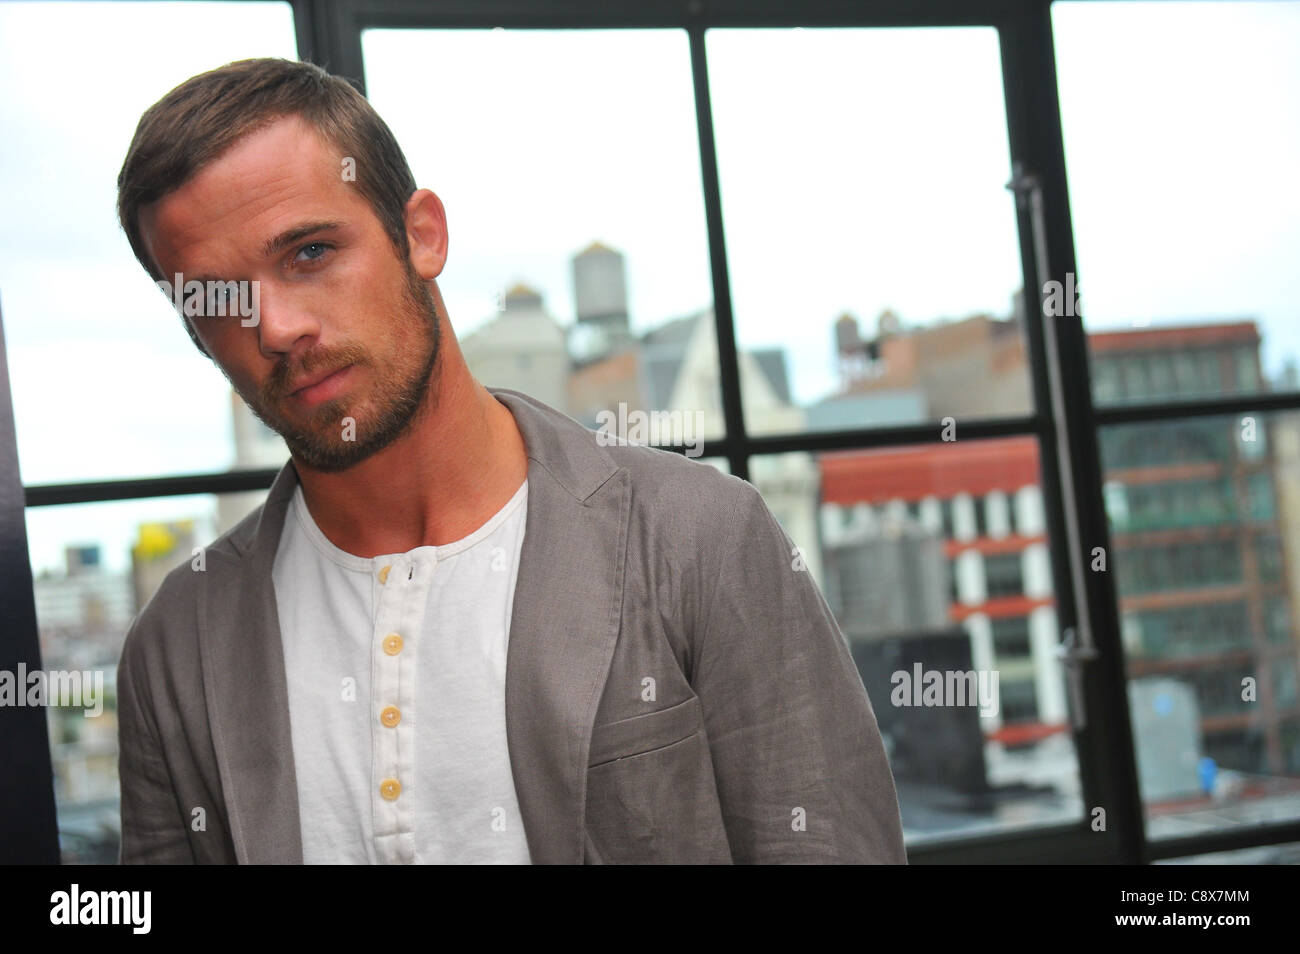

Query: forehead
(140, 114), (361, 269)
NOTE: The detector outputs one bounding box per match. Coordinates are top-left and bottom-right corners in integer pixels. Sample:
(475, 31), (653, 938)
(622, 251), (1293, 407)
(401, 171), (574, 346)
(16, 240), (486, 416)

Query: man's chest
(271, 497), (531, 863)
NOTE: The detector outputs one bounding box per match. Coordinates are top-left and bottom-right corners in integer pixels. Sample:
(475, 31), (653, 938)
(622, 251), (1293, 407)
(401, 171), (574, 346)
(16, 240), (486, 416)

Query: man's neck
(290, 366), (528, 559)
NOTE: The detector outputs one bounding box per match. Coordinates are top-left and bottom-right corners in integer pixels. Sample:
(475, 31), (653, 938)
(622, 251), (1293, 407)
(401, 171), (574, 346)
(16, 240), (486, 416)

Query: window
(1245, 471), (1276, 520)
(1, 0), (297, 865)
(794, 437), (1075, 839)
(983, 552), (1024, 599)
(939, 498), (957, 539)
(1100, 413), (1300, 837)
(1122, 356), (1148, 401)
(363, 28), (716, 429)
(1237, 348), (1261, 392)
(999, 679), (1040, 725)
(991, 616), (1032, 659)
(1058, 1), (1300, 407)
(1057, 0), (1300, 849)
(1148, 354), (1175, 398)
(1272, 662), (1299, 711)
(1256, 533), (1285, 585)
(7, 0), (1297, 870)
(26, 491), (266, 862)
(0, 1), (297, 484)
(706, 27), (1030, 437)
(1266, 598), (1292, 646)
(1116, 478), (1233, 531)
(1093, 360), (1120, 403)
(1117, 539), (1242, 595)
(972, 496), (989, 539)
(1128, 603), (1251, 659)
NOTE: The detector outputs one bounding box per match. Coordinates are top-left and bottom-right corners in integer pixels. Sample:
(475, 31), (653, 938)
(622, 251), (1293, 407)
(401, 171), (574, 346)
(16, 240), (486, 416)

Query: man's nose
(253, 283), (323, 358)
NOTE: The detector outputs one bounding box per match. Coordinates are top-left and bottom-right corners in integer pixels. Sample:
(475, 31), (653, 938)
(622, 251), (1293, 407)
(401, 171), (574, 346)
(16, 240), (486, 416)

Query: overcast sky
(1, 0), (1297, 574)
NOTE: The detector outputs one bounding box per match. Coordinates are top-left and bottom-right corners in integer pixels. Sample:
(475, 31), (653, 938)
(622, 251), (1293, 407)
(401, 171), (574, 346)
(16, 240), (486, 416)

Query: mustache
(263, 344), (369, 403)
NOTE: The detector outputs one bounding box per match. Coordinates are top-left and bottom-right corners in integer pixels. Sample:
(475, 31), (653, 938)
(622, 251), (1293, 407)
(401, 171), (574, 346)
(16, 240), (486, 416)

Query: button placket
(372, 555), (410, 861)
(371, 552), (434, 865)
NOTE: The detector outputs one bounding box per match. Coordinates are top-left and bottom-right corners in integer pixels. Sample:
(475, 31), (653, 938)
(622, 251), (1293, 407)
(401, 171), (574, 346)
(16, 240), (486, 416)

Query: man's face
(139, 114), (441, 472)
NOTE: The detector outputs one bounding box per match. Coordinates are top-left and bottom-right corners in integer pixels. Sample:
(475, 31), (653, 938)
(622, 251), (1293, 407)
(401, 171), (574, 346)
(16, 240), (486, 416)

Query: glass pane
(757, 435), (1083, 843)
(1054, 1), (1300, 404)
(28, 490), (271, 864)
(706, 27), (1030, 436)
(1100, 409), (1300, 840)
(361, 29), (721, 439)
(0, 1), (298, 484)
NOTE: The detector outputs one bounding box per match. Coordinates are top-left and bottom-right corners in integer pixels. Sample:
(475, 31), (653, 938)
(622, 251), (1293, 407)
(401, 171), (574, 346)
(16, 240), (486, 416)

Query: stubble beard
(241, 262), (442, 473)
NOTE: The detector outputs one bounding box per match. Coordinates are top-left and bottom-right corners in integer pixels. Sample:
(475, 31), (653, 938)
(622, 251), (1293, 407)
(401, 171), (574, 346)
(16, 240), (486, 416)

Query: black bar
(1094, 391), (1300, 427)
(908, 821), (1119, 865)
(290, 0), (322, 64)
(690, 25), (746, 482)
(293, 0), (366, 89)
(25, 469), (283, 509)
(0, 300), (61, 864)
(1147, 820), (1300, 863)
(344, 0), (1018, 30)
(1006, 3), (1146, 864)
(23, 414), (1050, 508)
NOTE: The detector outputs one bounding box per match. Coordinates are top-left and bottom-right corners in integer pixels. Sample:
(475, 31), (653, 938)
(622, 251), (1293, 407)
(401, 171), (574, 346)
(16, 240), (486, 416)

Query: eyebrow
(259, 220), (345, 260)
(183, 220), (346, 286)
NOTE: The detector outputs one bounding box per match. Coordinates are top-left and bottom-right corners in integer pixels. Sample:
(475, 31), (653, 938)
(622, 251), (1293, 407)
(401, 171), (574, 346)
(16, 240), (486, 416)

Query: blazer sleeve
(693, 479), (907, 863)
(117, 617), (194, 864)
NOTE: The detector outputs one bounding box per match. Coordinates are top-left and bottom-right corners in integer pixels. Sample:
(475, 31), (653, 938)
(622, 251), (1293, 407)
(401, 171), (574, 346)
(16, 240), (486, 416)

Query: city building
(30, 544), (132, 848)
(459, 281), (570, 412)
(1091, 323), (1300, 779)
(821, 310), (1300, 791)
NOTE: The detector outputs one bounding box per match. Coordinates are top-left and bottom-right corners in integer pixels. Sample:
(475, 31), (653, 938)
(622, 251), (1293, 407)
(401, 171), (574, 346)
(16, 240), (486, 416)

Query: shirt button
(380, 705), (401, 728)
(383, 633), (404, 655)
(380, 778), (401, 800)
(378, 564), (392, 584)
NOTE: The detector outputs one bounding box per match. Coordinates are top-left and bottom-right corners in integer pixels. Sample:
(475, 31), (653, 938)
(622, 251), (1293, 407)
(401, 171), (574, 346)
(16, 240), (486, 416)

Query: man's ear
(404, 189), (448, 281)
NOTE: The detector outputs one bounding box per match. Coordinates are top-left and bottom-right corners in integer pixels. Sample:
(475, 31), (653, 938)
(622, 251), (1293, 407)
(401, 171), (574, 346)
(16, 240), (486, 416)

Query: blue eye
(296, 242), (331, 263)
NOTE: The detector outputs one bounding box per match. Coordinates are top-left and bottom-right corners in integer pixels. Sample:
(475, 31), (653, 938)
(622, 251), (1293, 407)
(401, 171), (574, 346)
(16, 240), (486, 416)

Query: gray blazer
(117, 387), (906, 864)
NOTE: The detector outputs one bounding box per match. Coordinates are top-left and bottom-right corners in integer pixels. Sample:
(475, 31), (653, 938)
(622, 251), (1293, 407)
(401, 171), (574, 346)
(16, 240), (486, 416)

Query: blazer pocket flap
(588, 695), (702, 767)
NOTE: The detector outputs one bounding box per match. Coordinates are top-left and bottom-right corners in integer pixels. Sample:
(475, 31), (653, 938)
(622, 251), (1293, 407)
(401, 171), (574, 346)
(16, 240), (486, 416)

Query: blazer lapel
(199, 460), (304, 864)
(196, 387), (627, 865)
(491, 389), (630, 864)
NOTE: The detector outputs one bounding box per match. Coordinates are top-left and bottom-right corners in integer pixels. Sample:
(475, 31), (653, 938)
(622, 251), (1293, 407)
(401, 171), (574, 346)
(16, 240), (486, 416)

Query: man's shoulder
(589, 433), (755, 524)
(578, 434), (781, 582)
(495, 388), (758, 525)
(119, 500), (266, 667)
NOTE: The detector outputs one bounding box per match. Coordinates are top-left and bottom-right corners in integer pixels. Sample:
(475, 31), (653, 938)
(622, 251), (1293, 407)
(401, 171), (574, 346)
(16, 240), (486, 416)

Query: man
(114, 57), (906, 864)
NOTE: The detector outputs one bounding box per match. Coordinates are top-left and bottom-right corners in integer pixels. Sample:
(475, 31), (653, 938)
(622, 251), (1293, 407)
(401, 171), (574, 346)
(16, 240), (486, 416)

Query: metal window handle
(1055, 626), (1099, 730)
(1007, 162), (1101, 732)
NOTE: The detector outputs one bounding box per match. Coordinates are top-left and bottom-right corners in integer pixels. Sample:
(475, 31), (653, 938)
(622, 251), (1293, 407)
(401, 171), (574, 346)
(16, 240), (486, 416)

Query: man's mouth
(289, 363), (355, 406)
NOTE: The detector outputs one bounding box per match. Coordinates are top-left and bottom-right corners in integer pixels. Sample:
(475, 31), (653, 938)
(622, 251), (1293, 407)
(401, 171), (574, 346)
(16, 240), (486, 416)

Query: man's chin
(284, 431), (386, 474)
(283, 405), (423, 474)
(289, 449), (374, 474)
